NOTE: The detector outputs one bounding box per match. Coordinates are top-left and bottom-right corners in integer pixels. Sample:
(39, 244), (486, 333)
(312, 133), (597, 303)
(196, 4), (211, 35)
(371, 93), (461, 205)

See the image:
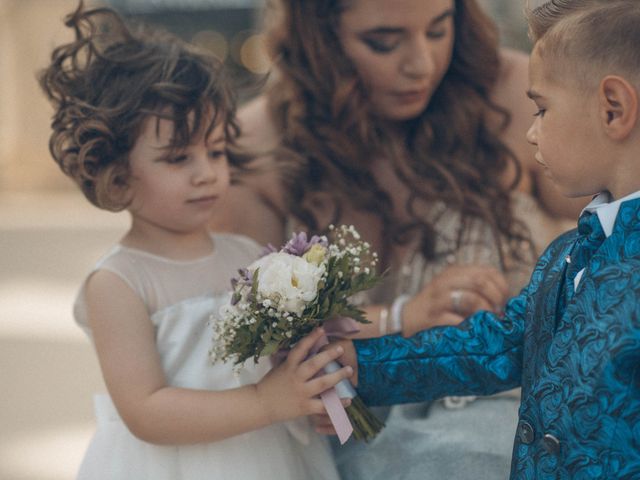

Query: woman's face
(338, 0), (455, 121)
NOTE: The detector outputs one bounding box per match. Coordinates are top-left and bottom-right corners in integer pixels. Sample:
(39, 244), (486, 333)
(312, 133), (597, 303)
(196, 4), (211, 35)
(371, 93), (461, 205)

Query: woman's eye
(426, 30), (447, 40)
(533, 109), (546, 118)
(364, 38), (396, 53)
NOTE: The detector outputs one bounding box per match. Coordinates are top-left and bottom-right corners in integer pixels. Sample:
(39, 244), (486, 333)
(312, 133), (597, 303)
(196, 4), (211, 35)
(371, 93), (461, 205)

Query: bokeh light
(192, 29), (228, 62)
(239, 33), (270, 74)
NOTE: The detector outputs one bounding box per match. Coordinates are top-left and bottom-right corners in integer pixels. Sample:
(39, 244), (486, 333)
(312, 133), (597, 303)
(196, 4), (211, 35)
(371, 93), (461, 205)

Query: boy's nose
(526, 123), (537, 146)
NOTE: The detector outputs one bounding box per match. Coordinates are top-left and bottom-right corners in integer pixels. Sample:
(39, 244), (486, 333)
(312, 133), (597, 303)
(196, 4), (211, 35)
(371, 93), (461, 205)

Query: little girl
(39, 4), (348, 479)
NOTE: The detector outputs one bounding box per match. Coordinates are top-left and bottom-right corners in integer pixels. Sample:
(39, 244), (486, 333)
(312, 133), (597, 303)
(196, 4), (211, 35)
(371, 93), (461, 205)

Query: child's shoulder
(540, 227), (581, 258)
(211, 232), (264, 261)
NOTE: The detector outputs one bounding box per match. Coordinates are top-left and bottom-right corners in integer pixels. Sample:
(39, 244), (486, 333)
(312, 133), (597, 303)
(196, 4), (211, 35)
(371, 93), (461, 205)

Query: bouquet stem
(324, 360), (384, 442)
(345, 396), (385, 442)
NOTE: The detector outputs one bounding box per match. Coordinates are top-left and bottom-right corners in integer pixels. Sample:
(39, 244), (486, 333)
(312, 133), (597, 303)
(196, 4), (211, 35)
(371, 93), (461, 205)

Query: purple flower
(282, 232), (328, 256)
(259, 243), (278, 258)
(230, 268), (253, 291)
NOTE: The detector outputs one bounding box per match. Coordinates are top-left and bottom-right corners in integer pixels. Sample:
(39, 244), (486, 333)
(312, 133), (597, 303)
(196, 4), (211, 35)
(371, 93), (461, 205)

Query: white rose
(249, 252), (325, 315)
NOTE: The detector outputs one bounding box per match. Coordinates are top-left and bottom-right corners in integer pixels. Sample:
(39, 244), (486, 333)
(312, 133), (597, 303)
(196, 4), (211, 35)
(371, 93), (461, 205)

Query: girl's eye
(208, 149), (226, 160)
(364, 38), (397, 53)
(167, 154), (188, 164)
(533, 109), (546, 118)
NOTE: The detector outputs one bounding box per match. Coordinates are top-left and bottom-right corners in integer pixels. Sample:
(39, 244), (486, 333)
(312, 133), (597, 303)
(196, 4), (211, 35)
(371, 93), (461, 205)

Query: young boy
(336, 1), (640, 478)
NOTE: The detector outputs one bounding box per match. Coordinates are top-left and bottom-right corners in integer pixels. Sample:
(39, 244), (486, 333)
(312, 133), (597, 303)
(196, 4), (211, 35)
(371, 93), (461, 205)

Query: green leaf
(261, 341), (280, 356)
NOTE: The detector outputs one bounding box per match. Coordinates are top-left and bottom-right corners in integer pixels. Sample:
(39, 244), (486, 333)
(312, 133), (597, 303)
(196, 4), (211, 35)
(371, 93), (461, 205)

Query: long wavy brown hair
(39, 2), (244, 211)
(264, 0), (533, 267)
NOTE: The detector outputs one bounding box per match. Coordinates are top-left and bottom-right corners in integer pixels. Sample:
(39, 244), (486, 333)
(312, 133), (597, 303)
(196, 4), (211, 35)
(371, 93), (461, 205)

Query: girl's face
(126, 113), (230, 234)
(338, 0), (455, 121)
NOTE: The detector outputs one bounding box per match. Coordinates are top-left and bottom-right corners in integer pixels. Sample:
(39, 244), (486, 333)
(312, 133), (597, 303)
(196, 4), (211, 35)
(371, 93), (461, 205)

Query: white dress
(74, 232), (339, 480)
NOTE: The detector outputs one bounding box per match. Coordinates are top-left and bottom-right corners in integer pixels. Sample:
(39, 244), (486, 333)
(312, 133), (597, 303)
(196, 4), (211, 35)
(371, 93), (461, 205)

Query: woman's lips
(392, 89), (429, 104)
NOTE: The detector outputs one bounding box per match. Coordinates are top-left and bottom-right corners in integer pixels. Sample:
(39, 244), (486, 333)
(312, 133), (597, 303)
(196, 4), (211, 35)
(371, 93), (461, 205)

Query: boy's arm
(353, 286), (529, 406)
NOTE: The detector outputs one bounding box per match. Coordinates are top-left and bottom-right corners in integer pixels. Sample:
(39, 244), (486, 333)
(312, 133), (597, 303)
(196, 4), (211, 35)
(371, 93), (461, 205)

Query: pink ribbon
(310, 317), (360, 445)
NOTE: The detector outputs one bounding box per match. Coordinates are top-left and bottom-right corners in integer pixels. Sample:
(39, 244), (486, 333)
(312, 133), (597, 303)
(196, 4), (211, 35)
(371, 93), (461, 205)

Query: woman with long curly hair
(213, 0), (585, 478)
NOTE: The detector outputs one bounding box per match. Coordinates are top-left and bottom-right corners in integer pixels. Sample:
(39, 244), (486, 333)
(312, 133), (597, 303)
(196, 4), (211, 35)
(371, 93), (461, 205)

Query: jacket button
(542, 434), (561, 455)
(518, 421), (535, 445)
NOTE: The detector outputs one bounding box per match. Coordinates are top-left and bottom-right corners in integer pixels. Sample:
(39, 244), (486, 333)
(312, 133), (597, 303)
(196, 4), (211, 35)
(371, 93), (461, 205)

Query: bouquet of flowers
(211, 224), (385, 443)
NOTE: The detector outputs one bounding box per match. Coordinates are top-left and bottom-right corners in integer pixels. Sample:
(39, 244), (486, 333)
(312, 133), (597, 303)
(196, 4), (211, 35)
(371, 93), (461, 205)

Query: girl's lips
(188, 195), (218, 205)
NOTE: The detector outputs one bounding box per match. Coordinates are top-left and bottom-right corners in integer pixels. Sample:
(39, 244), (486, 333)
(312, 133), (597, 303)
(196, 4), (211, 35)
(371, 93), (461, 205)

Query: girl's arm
(86, 270), (351, 445)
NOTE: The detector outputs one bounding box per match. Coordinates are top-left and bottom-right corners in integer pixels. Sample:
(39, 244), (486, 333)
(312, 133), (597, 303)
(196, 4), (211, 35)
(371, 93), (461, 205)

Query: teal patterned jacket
(355, 198), (640, 479)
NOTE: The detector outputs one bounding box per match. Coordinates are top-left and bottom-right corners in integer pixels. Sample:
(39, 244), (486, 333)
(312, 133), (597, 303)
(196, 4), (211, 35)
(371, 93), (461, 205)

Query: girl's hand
(402, 264), (509, 337)
(311, 397), (353, 436)
(255, 328), (353, 424)
(312, 338), (358, 436)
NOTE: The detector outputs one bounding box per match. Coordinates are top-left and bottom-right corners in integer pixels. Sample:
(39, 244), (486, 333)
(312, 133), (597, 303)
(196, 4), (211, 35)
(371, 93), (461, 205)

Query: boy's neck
(605, 142), (640, 200)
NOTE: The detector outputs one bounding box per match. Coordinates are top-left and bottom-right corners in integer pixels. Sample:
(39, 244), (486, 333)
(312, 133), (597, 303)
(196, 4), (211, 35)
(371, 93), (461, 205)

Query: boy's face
(526, 48), (611, 198)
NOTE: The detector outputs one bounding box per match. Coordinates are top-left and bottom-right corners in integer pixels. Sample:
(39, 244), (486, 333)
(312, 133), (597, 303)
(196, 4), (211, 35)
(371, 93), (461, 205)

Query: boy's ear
(599, 75), (638, 140)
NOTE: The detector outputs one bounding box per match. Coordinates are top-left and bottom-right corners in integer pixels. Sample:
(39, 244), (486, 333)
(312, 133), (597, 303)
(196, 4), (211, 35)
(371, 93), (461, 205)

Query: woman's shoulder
(492, 48), (531, 115)
(237, 95), (280, 152)
(210, 95), (288, 247)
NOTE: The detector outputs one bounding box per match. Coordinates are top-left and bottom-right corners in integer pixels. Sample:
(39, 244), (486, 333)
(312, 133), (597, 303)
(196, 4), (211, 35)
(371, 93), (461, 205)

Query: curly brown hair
(39, 1), (244, 211)
(264, 0), (533, 267)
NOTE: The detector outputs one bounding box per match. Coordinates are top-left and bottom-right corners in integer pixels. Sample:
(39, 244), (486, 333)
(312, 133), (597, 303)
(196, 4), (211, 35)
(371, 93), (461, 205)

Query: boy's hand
(330, 338), (358, 385)
(255, 328), (353, 424)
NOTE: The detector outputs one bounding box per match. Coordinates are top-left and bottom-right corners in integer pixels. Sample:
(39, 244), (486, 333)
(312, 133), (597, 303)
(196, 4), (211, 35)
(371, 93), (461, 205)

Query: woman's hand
(402, 264), (509, 337)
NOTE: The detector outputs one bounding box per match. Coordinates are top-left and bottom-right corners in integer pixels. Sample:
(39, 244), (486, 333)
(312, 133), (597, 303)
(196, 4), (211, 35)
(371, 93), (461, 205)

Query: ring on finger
(450, 289), (464, 314)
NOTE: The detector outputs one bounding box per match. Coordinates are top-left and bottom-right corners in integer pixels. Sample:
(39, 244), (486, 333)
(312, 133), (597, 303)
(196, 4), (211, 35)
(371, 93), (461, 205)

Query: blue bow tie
(566, 211), (606, 284)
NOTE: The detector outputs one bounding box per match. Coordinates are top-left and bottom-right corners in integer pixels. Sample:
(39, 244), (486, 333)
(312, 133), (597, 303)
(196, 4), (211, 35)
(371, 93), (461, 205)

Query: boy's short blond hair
(527, 0), (640, 91)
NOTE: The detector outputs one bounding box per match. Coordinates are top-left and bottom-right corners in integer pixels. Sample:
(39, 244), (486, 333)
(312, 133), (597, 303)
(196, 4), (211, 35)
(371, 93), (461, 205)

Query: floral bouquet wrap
(211, 225), (385, 443)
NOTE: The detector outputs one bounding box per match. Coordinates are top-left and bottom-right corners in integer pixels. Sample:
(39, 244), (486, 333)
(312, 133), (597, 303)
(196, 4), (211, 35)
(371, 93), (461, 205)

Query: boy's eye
(533, 109), (546, 118)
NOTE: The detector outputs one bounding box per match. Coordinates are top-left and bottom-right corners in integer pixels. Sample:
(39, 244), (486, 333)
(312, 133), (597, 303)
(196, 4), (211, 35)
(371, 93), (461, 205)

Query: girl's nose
(192, 155), (217, 184)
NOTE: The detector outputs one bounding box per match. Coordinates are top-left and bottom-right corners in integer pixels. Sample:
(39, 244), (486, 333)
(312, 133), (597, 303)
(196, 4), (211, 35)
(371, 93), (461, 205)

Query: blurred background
(0, 1), (530, 478)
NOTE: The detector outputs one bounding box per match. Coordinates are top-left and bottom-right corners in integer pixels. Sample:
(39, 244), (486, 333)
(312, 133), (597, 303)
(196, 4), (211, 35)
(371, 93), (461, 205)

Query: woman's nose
(400, 39), (434, 78)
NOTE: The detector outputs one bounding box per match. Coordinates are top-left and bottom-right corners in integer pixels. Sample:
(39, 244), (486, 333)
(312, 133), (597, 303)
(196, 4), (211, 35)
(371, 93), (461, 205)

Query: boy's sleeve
(354, 285), (528, 406)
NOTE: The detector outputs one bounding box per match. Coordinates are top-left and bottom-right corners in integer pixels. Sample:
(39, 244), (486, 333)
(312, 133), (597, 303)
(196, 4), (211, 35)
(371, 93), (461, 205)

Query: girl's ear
(599, 75), (638, 140)
(102, 164), (133, 210)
